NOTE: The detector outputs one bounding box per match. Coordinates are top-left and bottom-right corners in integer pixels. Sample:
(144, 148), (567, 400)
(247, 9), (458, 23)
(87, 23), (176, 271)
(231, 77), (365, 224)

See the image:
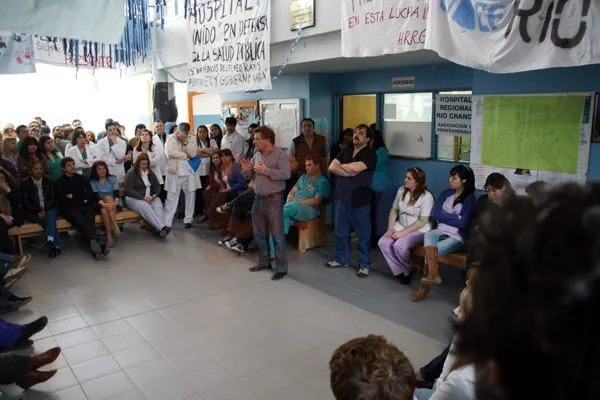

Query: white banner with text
(0, 34), (35, 75)
(33, 37), (113, 69)
(426, 0), (600, 73)
(435, 94), (472, 136)
(187, 0), (271, 93)
(341, 0), (429, 57)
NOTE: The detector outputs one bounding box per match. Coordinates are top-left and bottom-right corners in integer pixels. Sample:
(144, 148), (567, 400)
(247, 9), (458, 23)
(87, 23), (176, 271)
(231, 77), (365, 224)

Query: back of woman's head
(330, 335), (416, 400)
(456, 183), (600, 400)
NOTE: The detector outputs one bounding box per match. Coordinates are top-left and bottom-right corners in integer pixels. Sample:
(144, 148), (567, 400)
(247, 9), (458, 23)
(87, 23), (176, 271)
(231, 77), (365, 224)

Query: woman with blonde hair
(2, 137), (18, 177)
(2, 124), (15, 139)
(378, 167), (434, 284)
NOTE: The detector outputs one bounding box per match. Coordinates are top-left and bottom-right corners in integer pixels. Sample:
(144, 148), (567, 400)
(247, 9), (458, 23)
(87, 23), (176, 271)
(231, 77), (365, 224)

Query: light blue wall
(193, 114), (221, 129)
(222, 63), (600, 198)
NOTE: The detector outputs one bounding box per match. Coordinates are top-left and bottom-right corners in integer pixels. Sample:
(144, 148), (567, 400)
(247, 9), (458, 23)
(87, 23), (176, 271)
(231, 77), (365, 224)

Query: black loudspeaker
(153, 82), (178, 123)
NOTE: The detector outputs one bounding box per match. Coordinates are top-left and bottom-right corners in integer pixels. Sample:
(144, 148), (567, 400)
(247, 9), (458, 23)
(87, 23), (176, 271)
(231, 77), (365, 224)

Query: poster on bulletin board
(263, 109), (297, 148)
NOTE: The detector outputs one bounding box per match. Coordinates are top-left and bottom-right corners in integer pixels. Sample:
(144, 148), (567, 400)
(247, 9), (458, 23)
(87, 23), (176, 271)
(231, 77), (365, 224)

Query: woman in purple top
(413, 165), (476, 302)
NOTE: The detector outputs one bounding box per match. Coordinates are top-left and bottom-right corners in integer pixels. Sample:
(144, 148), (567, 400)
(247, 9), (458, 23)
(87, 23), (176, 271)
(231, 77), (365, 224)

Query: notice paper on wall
(263, 109), (298, 149)
(435, 94), (472, 136)
(187, 0), (272, 93)
(341, 0), (428, 57)
(0, 0), (125, 44)
(426, 0), (600, 73)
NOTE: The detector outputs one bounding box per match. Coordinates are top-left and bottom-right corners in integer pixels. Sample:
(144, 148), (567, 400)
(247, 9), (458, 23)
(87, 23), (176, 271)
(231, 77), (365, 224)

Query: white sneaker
(225, 238), (239, 249)
(230, 243), (245, 254)
(453, 306), (460, 316)
(217, 237), (233, 246)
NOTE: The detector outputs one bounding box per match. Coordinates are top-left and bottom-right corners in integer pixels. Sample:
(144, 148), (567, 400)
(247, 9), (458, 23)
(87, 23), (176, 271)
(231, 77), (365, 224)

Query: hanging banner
(32, 37), (113, 69)
(0, 34), (35, 75)
(426, 0), (600, 73)
(435, 94), (472, 136)
(341, 0), (429, 57)
(187, 0), (272, 93)
(0, 0), (125, 44)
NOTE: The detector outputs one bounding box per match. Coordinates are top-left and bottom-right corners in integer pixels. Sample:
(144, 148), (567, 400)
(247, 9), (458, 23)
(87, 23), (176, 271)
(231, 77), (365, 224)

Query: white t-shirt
(392, 189), (434, 233)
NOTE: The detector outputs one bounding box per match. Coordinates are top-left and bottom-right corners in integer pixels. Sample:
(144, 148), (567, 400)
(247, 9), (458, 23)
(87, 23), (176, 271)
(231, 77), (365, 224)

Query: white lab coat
(66, 144), (98, 175)
(221, 131), (245, 162)
(96, 136), (127, 182)
(133, 147), (164, 184)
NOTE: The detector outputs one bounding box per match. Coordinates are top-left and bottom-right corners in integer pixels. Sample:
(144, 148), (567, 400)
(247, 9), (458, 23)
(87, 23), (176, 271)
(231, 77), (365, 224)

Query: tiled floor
(1, 224), (457, 399)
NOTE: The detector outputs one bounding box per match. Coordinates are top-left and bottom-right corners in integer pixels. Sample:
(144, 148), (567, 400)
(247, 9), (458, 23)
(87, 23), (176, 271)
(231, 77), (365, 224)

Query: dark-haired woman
(194, 125), (219, 220)
(21, 161), (61, 257)
(66, 129), (97, 178)
(17, 136), (49, 181)
(413, 165), (476, 302)
(378, 167), (434, 284)
(124, 153), (168, 238)
(39, 135), (63, 181)
(209, 124), (224, 149)
(89, 161), (120, 247)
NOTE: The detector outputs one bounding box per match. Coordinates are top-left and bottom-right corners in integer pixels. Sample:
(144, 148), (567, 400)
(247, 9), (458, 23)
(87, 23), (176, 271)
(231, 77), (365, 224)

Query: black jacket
(20, 177), (57, 213)
(55, 173), (95, 209)
(0, 187), (23, 227)
(124, 168), (162, 200)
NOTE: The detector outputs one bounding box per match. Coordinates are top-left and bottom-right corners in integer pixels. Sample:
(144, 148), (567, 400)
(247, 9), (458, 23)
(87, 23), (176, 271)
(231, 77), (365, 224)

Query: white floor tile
(53, 327), (98, 349)
(45, 306), (81, 323)
(164, 348), (215, 374)
(220, 350), (270, 378)
(113, 344), (161, 369)
(83, 309), (123, 326)
(81, 371), (136, 400)
(102, 330), (146, 353)
(63, 340), (109, 365)
(124, 358), (177, 388)
(31, 366), (79, 394)
(48, 316), (89, 335)
(202, 379), (259, 400)
(139, 375), (197, 400)
(183, 361), (236, 394)
(45, 384), (88, 400)
(92, 319), (133, 339)
(150, 333), (198, 357)
(71, 355), (122, 383)
(241, 365), (296, 398)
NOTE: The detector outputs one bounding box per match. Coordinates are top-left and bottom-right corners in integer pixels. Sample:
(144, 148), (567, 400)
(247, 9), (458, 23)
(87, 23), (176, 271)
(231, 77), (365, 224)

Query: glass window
(435, 90), (472, 162)
(383, 93), (432, 158)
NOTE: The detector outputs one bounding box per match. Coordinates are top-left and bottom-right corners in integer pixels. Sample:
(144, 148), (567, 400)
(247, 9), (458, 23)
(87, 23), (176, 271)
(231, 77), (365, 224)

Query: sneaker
(184, 223), (192, 229)
(230, 243), (245, 254)
(90, 240), (102, 258)
(357, 268), (369, 278)
(225, 238), (239, 249)
(217, 237), (233, 246)
(8, 254), (32, 270)
(326, 260), (350, 268)
(216, 204), (229, 214)
(271, 272), (287, 281)
(452, 306), (460, 317)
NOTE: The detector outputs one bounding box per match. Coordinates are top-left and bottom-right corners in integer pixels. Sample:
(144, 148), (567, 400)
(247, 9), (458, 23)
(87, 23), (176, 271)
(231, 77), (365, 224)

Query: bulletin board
(259, 99), (302, 149)
(470, 93), (594, 195)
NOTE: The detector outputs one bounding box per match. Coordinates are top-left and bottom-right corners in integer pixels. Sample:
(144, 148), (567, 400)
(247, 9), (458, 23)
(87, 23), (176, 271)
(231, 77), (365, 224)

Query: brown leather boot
(411, 284), (430, 302)
(15, 369), (57, 389)
(30, 347), (61, 370)
(421, 246), (442, 284)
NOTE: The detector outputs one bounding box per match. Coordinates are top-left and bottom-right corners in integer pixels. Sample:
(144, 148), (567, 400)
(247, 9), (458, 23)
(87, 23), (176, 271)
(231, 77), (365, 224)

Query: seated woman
(124, 153), (169, 238)
(133, 129), (164, 186)
(20, 161), (62, 258)
(198, 153), (223, 224)
(17, 136), (49, 181)
(0, 315), (48, 350)
(525, 180), (548, 206)
(0, 345), (61, 389)
(378, 167), (434, 284)
(66, 128), (97, 178)
(89, 161), (121, 247)
(0, 138), (17, 179)
(39, 135), (63, 181)
(0, 167), (24, 258)
(413, 165), (476, 302)
(206, 149), (247, 234)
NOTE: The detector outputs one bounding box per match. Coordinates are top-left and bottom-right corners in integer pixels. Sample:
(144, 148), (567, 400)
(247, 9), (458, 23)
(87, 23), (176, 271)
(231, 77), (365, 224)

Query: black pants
(62, 205), (98, 244)
(194, 175), (209, 217)
(0, 219), (14, 255)
(0, 354), (31, 384)
(420, 344), (450, 385)
(229, 188), (255, 220)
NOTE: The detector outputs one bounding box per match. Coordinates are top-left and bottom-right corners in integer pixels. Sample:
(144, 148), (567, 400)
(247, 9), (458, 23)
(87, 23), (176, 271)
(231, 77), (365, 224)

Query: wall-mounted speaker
(153, 82), (178, 122)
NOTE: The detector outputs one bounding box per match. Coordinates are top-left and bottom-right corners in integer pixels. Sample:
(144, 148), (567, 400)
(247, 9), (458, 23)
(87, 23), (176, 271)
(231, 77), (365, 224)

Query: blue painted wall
(193, 114), (221, 129)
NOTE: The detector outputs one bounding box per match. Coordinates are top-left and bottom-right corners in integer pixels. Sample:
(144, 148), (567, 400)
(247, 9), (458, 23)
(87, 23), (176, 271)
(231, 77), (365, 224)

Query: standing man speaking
(241, 126), (290, 281)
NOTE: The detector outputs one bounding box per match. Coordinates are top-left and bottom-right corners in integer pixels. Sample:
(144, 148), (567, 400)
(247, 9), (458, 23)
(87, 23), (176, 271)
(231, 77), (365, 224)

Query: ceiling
(272, 50), (449, 74)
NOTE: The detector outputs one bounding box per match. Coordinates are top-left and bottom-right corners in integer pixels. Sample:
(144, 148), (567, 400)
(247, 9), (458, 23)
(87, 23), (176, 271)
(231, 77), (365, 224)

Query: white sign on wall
(435, 94), (472, 136)
(187, 0), (272, 93)
(33, 37), (113, 69)
(391, 76), (416, 88)
(426, 0), (600, 73)
(341, 0), (429, 57)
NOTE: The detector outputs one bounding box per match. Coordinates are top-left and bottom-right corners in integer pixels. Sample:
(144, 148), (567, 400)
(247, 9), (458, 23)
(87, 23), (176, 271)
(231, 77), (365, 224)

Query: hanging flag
(341, 0), (429, 57)
(187, 0), (272, 93)
(0, 34), (35, 75)
(426, 0), (600, 73)
(0, 0), (126, 44)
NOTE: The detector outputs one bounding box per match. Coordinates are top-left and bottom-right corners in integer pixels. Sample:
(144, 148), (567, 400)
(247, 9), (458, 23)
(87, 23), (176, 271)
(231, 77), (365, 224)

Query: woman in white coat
(66, 129), (98, 178)
(133, 129), (164, 185)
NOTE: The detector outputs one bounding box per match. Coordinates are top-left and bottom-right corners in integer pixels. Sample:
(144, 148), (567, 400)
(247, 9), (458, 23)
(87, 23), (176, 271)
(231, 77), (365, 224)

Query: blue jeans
(28, 208), (61, 248)
(414, 388), (434, 400)
(423, 230), (463, 256)
(0, 253), (14, 263)
(334, 202), (371, 268)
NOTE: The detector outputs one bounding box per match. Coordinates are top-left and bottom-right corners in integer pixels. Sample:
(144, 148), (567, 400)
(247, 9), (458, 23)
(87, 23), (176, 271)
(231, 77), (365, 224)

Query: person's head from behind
(254, 126), (275, 152)
(484, 173), (514, 203)
(61, 157), (76, 176)
(353, 124), (373, 148)
(457, 286), (473, 322)
(525, 180), (548, 207)
(135, 153), (150, 173)
(224, 117), (237, 134)
(330, 334), (416, 400)
(369, 128), (386, 150)
(305, 155), (321, 176)
(341, 128), (353, 146)
(456, 183), (600, 400)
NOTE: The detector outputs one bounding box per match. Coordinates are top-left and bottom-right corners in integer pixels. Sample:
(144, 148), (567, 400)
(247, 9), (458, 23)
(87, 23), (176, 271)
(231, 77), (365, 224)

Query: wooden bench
(411, 246), (469, 270)
(292, 206), (327, 253)
(8, 209), (142, 255)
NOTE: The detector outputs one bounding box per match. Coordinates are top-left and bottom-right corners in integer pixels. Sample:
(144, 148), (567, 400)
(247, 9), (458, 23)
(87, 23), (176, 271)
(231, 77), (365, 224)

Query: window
(436, 90), (472, 162)
(383, 93), (432, 158)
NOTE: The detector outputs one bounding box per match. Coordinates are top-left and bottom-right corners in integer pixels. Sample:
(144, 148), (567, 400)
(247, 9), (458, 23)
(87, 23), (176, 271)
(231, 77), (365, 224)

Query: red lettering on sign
(398, 29), (426, 46)
(389, 6), (421, 20)
(348, 15), (360, 28)
(364, 11), (384, 24)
